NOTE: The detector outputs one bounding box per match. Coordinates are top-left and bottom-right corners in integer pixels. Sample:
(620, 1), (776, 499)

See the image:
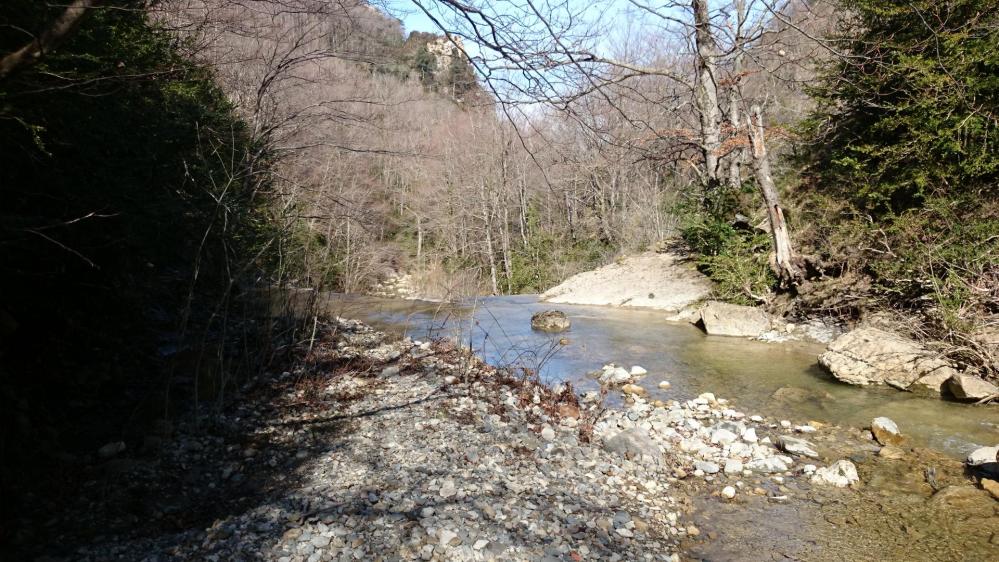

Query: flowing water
(316, 292), (999, 560)
(320, 293), (998, 458)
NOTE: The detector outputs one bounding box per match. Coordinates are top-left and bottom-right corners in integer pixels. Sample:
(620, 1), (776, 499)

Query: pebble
(721, 486), (736, 499)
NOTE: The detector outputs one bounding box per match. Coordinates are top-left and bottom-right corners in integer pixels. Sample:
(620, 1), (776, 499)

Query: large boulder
(818, 327), (957, 390)
(540, 253), (712, 311)
(946, 373), (998, 401)
(530, 310), (570, 333)
(697, 301), (772, 337)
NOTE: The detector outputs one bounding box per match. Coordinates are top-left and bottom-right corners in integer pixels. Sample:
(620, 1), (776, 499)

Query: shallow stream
(321, 293), (997, 458)
(317, 292), (999, 560)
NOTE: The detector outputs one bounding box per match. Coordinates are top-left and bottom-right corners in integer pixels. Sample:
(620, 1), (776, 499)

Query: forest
(1, 0), (997, 559)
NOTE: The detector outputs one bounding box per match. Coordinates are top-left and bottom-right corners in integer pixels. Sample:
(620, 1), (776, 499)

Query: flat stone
(776, 435), (819, 458)
(819, 327), (956, 388)
(811, 460), (859, 488)
(603, 427), (662, 462)
(723, 459), (744, 474)
(746, 457), (789, 473)
(710, 428), (738, 446)
(694, 461), (720, 474)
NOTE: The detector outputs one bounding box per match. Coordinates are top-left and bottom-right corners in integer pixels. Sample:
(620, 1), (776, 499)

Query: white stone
(741, 428), (758, 443)
(967, 445), (999, 466)
(721, 486), (736, 499)
(658, 381), (671, 389)
(541, 425), (556, 441)
(779, 420), (792, 429)
(630, 366), (648, 376)
(723, 459), (744, 474)
(811, 460), (860, 488)
(710, 428), (738, 446)
(438, 529), (459, 547)
(746, 457), (789, 473)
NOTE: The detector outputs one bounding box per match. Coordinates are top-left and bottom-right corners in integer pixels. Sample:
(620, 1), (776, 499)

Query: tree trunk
(746, 104), (801, 285)
(480, 183), (499, 295)
(0, 0), (98, 81)
(692, 0), (722, 192)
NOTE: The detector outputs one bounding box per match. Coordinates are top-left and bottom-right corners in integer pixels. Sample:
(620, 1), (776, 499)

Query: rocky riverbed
(22, 318), (998, 561)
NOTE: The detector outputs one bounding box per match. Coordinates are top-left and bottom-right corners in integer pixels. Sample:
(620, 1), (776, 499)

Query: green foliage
(797, 0), (999, 341)
(682, 216), (776, 305)
(412, 45), (438, 87)
(804, 0), (999, 214)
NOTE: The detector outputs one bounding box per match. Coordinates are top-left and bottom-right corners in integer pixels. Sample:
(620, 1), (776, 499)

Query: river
(318, 293), (997, 458)
(312, 292), (999, 560)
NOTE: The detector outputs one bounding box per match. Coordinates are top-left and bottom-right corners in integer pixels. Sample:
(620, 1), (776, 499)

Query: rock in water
(818, 327), (957, 390)
(871, 417), (903, 445)
(530, 310), (571, 333)
(721, 486), (737, 499)
(776, 435), (819, 458)
(811, 460), (859, 488)
(946, 374), (999, 401)
(966, 445), (999, 480)
(621, 384), (647, 396)
(696, 301), (772, 337)
(599, 365), (633, 385)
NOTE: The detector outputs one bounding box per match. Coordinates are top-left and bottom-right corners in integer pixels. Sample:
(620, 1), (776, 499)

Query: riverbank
(19, 317), (997, 561)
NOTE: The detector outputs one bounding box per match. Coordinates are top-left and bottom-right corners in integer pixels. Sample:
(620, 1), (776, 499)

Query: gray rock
(723, 459), (744, 474)
(946, 374), (999, 401)
(710, 428), (738, 446)
(776, 435), (819, 458)
(697, 301), (772, 338)
(530, 310), (571, 333)
(540, 425), (556, 441)
(746, 457), (789, 473)
(819, 327), (957, 389)
(602, 427), (662, 462)
(694, 461), (720, 474)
